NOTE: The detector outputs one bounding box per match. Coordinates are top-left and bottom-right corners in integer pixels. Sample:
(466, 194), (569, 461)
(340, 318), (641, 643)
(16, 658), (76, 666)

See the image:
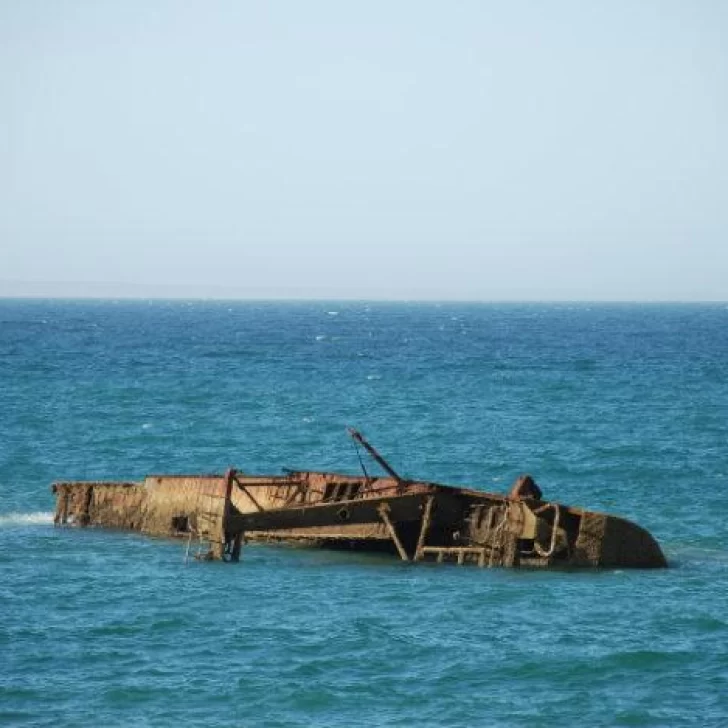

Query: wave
(0, 511), (54, 527)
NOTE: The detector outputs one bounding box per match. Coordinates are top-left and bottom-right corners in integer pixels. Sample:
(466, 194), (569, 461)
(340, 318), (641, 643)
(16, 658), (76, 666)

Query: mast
(347, 427), (405, 484)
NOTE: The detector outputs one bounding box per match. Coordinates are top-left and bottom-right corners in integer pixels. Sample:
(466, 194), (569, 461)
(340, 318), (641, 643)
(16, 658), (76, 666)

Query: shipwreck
(52, 429), (667, 569)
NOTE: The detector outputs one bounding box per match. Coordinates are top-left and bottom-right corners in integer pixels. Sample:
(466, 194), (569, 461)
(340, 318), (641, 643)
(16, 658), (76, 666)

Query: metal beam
(347, 428), (405, 484)
(232, 473), (266, 512)
(377, 503), (410, 562)
(226, 492), (437, 534)
(414, 495), (435, 561)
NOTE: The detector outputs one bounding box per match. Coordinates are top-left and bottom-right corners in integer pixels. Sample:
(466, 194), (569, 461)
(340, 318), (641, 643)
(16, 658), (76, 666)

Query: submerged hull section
(52, 468), (667, 569)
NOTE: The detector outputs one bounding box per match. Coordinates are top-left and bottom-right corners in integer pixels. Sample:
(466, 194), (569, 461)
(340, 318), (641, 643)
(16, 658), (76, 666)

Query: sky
(1, 0), (726, 301)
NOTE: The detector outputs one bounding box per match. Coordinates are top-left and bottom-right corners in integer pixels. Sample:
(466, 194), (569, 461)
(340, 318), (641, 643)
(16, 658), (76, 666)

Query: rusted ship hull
(52, 466), (667, 569)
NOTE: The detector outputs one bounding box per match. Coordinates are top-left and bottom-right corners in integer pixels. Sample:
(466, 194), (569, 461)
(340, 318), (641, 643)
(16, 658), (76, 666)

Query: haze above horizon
(2, 1), (727, 302)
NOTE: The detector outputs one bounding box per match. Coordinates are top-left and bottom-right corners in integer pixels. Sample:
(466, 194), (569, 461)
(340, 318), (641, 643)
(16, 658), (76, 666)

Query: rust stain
(51, 430), (667, 569)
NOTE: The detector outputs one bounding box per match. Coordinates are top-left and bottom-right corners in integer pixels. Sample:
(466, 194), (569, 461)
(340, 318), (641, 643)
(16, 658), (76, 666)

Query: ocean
(1, 300), (726, 727)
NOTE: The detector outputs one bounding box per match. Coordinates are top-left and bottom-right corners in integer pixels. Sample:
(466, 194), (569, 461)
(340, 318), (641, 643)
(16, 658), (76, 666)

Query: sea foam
(0, 512), (54, 527)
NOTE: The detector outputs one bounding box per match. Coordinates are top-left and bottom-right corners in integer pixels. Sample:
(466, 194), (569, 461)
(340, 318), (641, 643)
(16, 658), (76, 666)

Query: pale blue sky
(1, 1), (726, 300)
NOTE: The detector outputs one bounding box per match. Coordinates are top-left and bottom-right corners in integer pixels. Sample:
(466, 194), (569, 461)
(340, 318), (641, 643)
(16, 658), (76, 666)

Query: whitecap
(327, 311), (339, 316)
(315, 335), (326, 341)
(0, 512), (54, 527)
(141, 423), (153, 429)
(366, 374), (382, 381)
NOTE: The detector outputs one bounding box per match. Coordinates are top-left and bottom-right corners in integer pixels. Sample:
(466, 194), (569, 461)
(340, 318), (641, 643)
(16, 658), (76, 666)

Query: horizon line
(1, 279), (725, 304)
(1, 295), (726, 305)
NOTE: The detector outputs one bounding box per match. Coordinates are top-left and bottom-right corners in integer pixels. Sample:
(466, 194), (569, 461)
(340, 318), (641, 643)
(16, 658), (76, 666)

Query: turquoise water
(1, 300), (727, 727)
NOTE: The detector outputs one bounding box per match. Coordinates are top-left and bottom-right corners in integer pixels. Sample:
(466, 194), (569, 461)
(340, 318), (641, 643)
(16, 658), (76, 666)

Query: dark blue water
(1, 300), (727, 727)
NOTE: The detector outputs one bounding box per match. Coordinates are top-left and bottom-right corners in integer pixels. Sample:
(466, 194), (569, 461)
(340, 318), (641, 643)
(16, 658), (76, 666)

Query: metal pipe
(347, 428), (404, 484)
